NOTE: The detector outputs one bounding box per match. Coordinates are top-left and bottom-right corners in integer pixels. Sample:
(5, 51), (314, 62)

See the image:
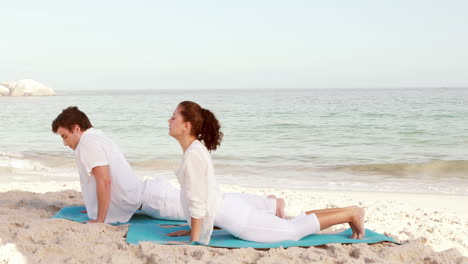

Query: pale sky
(1, 0), (467, 90)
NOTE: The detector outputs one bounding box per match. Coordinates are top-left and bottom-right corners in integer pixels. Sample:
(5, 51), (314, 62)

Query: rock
(0, 84), (9, 96)
(0, 79), (55, 96)
(0, 81), (16, 90)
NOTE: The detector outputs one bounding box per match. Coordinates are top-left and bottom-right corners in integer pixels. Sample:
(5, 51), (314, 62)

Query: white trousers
(140, 178), (185, 220)
(140, 178), (277, 221)
(215, 193), (320, 243)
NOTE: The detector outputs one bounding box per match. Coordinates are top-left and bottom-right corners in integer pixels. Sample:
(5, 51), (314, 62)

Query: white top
(176, 140), (224, 245)
(75, 128), (143, 223)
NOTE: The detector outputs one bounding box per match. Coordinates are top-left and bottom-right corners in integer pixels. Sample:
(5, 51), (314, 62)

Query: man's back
(76, 128), (143, 223)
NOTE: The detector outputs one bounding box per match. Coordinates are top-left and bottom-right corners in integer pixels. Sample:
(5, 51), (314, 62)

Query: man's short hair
(52, 106), (93, 133)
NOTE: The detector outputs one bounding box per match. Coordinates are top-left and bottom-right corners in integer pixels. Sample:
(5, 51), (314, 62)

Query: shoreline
(2, 178), (467, 197)
(0, 181), (466, 263)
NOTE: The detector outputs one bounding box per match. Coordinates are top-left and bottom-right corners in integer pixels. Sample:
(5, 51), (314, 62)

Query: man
(52, 106), (285, 223)
(52, 106), (144, 223)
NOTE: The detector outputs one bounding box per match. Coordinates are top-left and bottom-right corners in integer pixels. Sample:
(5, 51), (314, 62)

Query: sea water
(1, 88), (467, 194)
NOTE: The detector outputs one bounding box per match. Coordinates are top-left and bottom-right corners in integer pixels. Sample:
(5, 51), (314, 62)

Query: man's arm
(88, 165), (111, 223)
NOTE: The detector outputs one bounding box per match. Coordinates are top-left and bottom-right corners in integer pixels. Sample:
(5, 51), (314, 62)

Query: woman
(168, 101), (365, 245)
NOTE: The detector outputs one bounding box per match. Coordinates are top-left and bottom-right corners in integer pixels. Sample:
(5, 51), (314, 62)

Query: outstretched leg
(306, 206), (365, 239)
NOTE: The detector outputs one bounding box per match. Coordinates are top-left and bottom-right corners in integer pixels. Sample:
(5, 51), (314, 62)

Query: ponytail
(179, 101), (223, 151)
(199, 108), (223, 151)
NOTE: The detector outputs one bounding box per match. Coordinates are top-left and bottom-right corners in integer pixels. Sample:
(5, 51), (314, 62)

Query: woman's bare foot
(276, 198), (286, 218)
(349, 221), (358, 239)
(350, 206), (365, 239)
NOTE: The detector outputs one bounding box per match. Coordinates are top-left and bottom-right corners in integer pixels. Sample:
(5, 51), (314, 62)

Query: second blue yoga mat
(127, 223), (399, 248)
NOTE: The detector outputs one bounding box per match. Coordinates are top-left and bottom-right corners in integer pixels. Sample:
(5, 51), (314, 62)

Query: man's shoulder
(82, 129), (108, 142)
(77, 129), (110, 151)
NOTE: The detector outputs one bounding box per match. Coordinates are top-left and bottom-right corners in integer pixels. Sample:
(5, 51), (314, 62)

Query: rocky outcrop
(0, 79), (55, 96)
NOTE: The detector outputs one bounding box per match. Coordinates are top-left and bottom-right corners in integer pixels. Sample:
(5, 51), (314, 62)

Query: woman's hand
(167, 229), (191, 237)
(167, 241), (190, 244)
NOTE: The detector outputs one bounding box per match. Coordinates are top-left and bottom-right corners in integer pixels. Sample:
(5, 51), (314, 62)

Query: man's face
(56, 125), (82, 150)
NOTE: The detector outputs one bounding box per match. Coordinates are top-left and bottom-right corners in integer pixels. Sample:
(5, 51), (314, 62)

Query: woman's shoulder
(185, 140), (209, 158)
(188, 140), (207, 151)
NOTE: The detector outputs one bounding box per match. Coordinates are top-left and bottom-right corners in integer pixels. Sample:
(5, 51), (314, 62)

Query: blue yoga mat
(127, 224), (399, 248)
(51, 206), (186, 226)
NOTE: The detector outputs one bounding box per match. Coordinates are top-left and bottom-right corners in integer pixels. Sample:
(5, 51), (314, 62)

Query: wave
(129, 159), (179, 171)
(338, 160), (468, 177)
(0, 152), (49, 173)
(0, 152), (75, 174)
(3, 150), (468, 180)
(0, 151), (181, 175)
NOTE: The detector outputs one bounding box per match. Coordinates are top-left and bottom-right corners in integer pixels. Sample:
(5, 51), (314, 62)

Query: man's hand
(167, 230), (191, 237)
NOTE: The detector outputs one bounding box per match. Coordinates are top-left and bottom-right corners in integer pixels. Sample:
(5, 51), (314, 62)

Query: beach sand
(0, 181), (466, 264)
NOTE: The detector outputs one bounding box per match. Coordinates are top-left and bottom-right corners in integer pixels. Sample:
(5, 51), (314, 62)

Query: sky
(1, 0), (467, 90)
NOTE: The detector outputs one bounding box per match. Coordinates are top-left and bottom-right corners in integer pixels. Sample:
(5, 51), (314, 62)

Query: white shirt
(176, 140), (224, 245)
(75, 128), (143, 223)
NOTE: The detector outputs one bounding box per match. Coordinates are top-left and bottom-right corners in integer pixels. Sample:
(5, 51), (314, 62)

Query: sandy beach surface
(0, 181), (466, 264)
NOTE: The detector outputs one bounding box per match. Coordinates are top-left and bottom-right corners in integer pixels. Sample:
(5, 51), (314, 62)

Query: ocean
(1, 88), (467, 194)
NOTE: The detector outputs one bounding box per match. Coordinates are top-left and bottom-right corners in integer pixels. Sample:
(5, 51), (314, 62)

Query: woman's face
(168, 105), (188, 138)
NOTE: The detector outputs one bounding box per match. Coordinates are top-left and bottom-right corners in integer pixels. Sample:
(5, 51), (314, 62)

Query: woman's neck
(178, 136), (197, 153)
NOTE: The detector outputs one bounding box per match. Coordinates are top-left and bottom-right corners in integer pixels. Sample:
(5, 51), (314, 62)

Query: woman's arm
(190, 217), (202, 242)
(180, 151), (209, 242)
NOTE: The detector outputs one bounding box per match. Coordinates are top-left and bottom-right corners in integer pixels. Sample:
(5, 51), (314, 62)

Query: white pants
(140, 178), (185, 220)
(140, 178), (277, 221)
(215, 193), (320, 243)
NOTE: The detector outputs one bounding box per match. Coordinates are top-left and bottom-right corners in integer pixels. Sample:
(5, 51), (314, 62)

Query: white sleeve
(181, 150), (208, 219)
(78, 142), (109, 176)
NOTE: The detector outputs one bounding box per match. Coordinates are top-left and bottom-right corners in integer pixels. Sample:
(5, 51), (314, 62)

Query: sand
(0, 181), (466, 264)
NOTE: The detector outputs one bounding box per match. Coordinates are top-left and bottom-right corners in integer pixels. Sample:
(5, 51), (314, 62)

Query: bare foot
(267, 195), (286, 219)
(345, 206), (358, 239)
(349, 221), (358, 239)
(350, 206), (365, 239)
(276, 198), (286, 219)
